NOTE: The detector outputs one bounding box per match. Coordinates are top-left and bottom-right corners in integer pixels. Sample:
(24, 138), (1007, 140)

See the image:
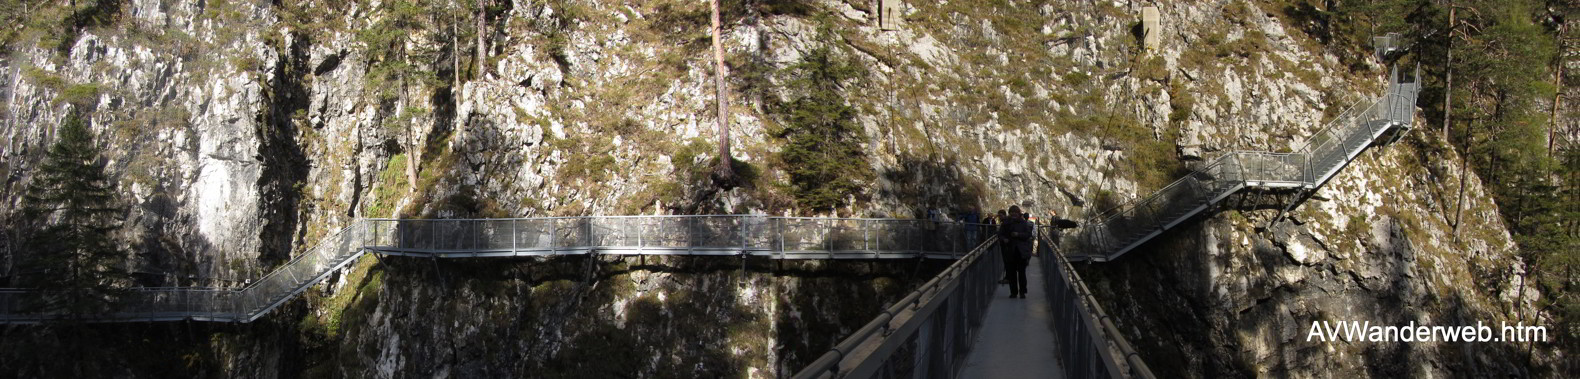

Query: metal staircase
(1070, 66), (1422, 262)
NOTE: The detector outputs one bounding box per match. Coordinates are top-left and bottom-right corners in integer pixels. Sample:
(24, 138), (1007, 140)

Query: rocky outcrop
(308, 256), (945, 377)
(2, 0), (280, 284)
(1078, 135), (1547, 376)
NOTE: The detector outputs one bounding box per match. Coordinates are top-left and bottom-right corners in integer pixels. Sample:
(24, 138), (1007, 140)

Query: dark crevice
(312, 51), (343, 76)
(255, 33), (312, 267)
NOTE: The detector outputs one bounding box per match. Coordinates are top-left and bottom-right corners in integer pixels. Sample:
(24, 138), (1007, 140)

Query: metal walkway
(0, 216), (987, 324)
(795, 65), (1420, 379)
(1069, 66), (1422, 262)
(0, 57), (1421, 379)
(792, 230), (1154, 379)
(959, 255), (1065, 379)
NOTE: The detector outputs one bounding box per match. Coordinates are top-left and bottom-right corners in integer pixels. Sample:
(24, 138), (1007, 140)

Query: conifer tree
(774, 46), (872, 214)
(19, 111), (129, 317)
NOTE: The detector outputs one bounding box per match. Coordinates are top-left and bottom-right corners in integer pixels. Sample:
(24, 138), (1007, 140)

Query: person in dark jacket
(999, 206), (1034, 298)
(992, 209), (1011, 285)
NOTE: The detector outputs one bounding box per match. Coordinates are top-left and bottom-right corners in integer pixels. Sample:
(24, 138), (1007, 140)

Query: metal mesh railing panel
(792, 237), (1001, 379)
(2, 216), (991, 323)
(1073, 70), (1420, 261)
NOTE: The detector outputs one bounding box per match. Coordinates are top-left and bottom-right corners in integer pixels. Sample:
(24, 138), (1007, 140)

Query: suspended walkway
(1069, 66), (1421, 262)
(958, 254), (1064, 378)
(0, 216), (985, 324)
(792, 67), (1421, 379)
(0, 63), (1419, 379)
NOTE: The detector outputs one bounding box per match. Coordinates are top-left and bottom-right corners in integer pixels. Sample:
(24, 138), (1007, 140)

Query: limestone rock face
(2, 1), (280, 283)
(0, 0), (1553, 376)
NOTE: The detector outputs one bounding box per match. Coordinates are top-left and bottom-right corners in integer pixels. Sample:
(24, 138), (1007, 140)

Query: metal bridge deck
(960, 255), (1065, 379)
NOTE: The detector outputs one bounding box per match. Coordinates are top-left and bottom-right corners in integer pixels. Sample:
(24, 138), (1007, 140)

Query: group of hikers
(983, 206), (1035, 299)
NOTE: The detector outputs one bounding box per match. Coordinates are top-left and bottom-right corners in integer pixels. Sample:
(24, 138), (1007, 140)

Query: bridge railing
(1232, 151), (1308, 184)
(232, 221), (373, 322)
(1294, 66), (1420, 187)
(1039, 228), (1155, 378)
(3, 216), (991, 323)
(119, 287), (236, 321)
(1074, 151), (1250, 260)
(364, 216), (983, 259)
(0, 287), (238, 322)
(791, 236), (1001, 379)
(1072, 66), (1421, 261)
(790, 227), (1161, 379)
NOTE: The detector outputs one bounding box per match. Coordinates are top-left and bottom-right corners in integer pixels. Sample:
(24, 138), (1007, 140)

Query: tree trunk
(1550, 21), (1565, 158)
(452, 1), (461, 85)
(1453, 118), (1474, 239)
(1445, 4), (1460, 236)
(476, 0), (487, 79)
(710, 0), (735, 186)
(406, 127), (420, 197)
(1442, 6), (1455, 139)
(401, 85), (420, 196)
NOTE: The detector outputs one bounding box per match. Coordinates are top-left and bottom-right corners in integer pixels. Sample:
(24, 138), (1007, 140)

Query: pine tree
(774, 46), (873, 214)
(19, 111), (129, 318)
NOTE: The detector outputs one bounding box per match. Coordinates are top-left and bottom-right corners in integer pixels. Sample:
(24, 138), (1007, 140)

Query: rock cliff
(0, 0), (1557, 377)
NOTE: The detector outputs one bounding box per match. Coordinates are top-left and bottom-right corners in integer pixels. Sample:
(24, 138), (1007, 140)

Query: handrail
(0, 216), (994, 324)
(1088, 151), (1241, 223)
(241, 222), (357, 291)
(1039, 228), (1155, 378)
(1073, 66), (1421, 261)
(791, 236), (1000, 379)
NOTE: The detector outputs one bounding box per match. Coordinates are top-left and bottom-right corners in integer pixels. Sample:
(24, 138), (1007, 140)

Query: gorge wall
(0, 0), (1558, 377)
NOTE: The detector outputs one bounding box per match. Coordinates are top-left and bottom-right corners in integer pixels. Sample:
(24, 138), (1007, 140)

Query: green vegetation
(0, 0), (123, 54)
(770, 45), (873, 214)
(357, 1), (443, 104)
(21, 67), (103, 108)
(1133, 55), (1169, 82)
(560, 148), (617, 184)
(365, 153), (409, 218)
(1277, 0), (1574, 362)
(1065, 110), (1184, 192)
(22, 67), (67, 91)
(56, 83), (101, 107)
(17, 111), (130, 317)
(1167, 81), (1196, 125)
(299, 256), (384, 340)
(1088, 190), (1122, 218)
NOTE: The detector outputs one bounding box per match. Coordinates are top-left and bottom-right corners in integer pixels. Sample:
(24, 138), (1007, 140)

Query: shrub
(56, 83), (101, 107)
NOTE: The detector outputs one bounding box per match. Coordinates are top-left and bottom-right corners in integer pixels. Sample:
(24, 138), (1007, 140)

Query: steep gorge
(0, 0), (1562, 377)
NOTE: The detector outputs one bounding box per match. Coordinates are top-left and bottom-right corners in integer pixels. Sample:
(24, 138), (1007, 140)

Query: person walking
(999, 206), (1034, 298)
